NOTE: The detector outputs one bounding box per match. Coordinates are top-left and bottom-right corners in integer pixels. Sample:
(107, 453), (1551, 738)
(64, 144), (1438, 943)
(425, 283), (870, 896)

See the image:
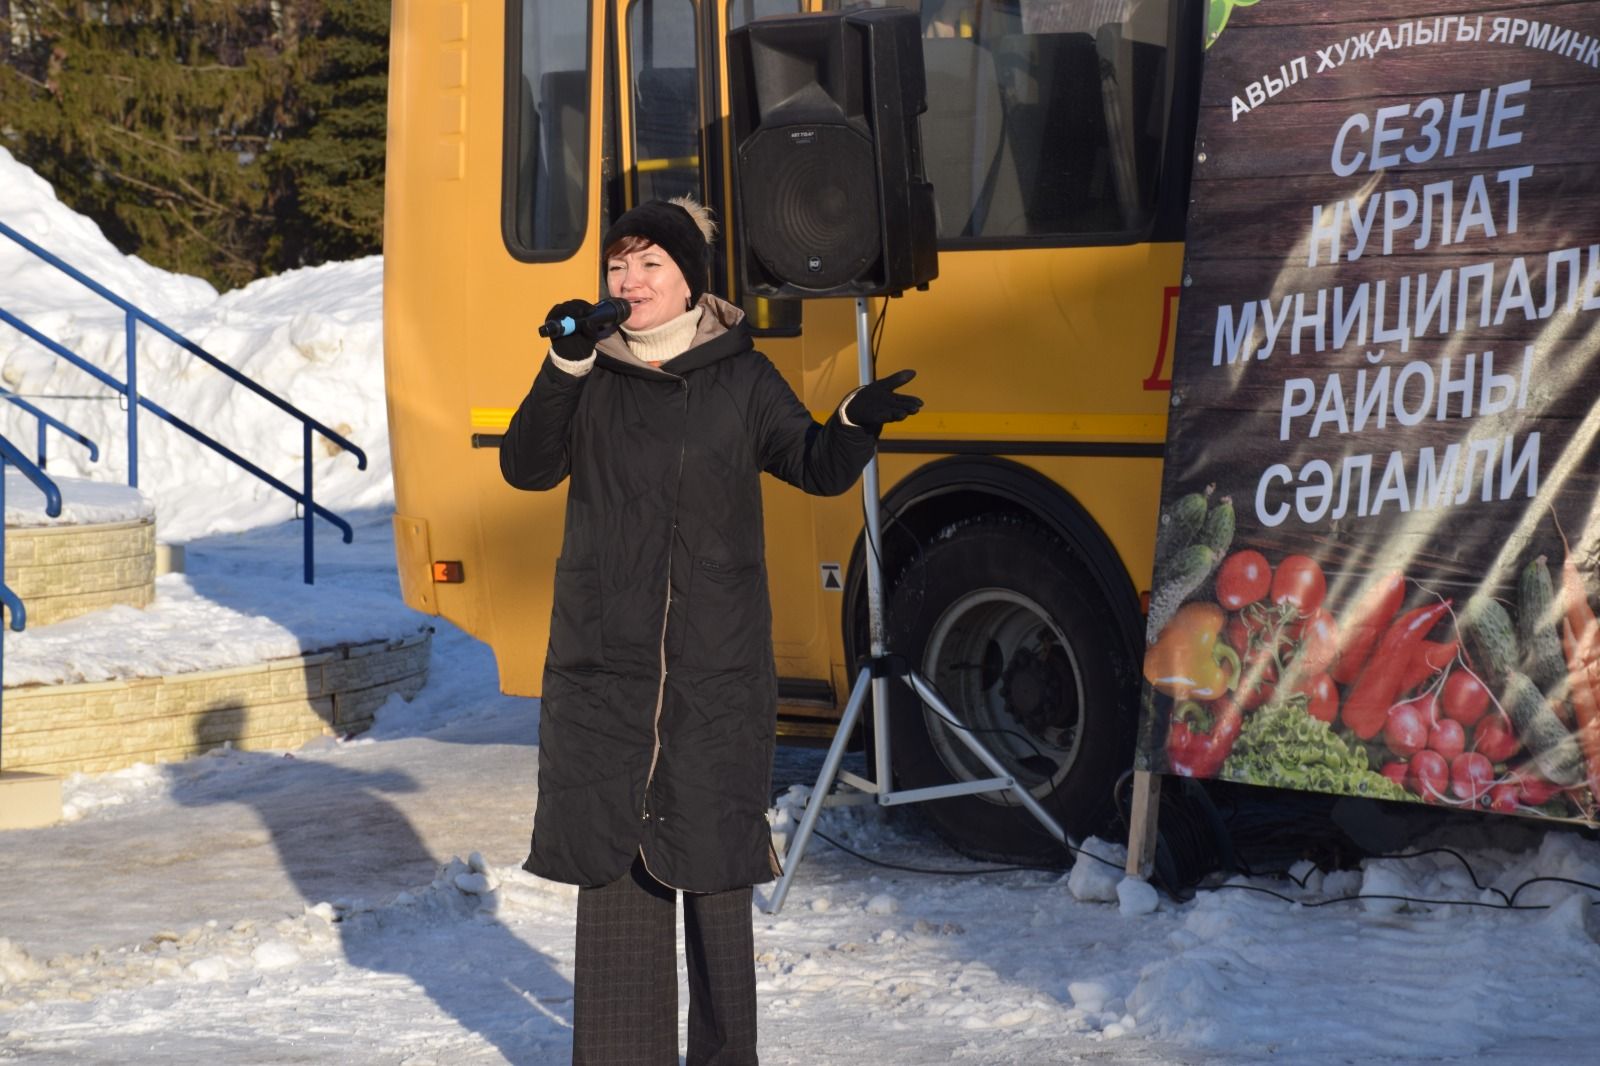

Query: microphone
(538, 297), (632, 339)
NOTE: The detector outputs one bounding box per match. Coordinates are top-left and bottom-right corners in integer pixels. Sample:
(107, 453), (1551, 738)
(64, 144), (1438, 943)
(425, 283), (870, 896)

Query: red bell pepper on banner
(1166, 697), (1243, 777)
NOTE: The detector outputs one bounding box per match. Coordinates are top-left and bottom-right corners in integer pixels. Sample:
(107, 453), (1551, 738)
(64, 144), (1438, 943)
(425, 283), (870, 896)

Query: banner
(1138, 1), (1600, 822)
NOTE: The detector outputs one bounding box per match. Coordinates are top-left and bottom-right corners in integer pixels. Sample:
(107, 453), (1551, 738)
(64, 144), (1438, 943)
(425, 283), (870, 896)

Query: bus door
(617, 1), (840, 717)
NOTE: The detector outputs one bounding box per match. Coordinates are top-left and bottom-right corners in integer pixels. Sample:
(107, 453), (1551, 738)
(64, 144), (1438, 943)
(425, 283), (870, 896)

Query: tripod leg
(902, 669), (1074, 849)
(764, 668), (873, 914)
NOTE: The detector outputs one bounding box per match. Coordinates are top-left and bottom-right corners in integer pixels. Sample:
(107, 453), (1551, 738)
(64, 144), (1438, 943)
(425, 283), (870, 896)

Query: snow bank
(0, 145), (391, 542)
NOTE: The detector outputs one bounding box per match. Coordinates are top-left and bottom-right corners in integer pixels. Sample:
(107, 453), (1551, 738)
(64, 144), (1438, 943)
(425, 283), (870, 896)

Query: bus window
(833, 0), (1174, 242)
(504, 0), (591, 259)
(729, 0), (800, 29)
(626, 0), (702, 205)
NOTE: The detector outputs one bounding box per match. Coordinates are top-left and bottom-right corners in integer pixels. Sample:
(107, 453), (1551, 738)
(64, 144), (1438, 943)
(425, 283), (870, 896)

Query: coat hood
(594, 293), (750, 378)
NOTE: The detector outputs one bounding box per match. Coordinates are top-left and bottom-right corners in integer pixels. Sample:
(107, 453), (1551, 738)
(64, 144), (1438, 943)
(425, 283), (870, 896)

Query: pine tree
(0, 1), (388, 288)
(265, 0), (389, 270)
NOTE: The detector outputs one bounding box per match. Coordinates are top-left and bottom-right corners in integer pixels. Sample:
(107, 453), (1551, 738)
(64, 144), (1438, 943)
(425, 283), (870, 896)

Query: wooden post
(1125, 769), (1162, 879)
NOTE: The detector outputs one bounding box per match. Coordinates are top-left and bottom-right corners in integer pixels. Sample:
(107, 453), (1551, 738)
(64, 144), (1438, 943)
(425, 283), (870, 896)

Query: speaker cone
(738, 123), (881, 291)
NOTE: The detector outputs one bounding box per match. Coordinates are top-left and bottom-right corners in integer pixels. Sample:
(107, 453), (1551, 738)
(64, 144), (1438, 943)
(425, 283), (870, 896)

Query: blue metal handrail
(0, 386), (99, 468)
(0, 433), (59, 633)
(0, 218), (366, 583)
(1, 434), (62, 771)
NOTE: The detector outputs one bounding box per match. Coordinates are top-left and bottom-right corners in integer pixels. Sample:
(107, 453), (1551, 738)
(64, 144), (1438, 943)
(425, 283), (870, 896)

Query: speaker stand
(762, 298), (1072, 915)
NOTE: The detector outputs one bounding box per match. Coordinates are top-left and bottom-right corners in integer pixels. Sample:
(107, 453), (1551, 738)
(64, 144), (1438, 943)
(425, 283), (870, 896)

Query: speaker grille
(738, 124), (881, 291)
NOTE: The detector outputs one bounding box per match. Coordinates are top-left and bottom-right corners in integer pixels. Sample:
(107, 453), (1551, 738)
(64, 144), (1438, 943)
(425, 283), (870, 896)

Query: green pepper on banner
(1138, 0), (1600, 824)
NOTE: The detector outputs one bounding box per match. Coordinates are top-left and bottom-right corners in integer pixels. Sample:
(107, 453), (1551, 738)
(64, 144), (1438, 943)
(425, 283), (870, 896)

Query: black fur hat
(601, 198), (714, 303)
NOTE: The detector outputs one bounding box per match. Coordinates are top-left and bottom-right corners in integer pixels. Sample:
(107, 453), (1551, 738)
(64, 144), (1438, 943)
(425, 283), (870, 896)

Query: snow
(2, 513), (428, 687)
(1066, 835), (1126, 902)
(0, 145), (388, 544)
(3, 147), (1600, 1066)
(1116, 876), (1160, 916)
(2, 468), (153, 526)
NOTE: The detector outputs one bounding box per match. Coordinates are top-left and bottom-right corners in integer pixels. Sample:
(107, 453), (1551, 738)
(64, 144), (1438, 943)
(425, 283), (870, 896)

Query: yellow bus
(383, 0), (1199, 860)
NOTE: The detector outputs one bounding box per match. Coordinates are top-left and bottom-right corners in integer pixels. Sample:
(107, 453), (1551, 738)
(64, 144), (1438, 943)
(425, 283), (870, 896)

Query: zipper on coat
(642, 569), (672, 808)
(638, 379), (690, 890)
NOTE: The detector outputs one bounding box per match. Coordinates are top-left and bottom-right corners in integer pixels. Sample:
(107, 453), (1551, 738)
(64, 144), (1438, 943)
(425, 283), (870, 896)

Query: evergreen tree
(265, 0), (389, 270)
(0, 1), (389, 288)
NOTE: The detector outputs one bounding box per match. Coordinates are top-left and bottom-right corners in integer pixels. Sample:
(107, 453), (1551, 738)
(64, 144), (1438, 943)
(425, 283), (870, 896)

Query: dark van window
(627, 0), (702, 205)
(505, 0), (591, 258)
(830, 0), (1174, 242)
(729, 0), (800, 28)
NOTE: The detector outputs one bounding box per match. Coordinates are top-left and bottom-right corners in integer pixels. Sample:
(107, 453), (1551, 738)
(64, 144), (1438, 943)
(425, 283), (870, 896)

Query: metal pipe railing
(0, 433), (63, 772)
(0, 386), (99, 468)
(0, 217), (366, 583)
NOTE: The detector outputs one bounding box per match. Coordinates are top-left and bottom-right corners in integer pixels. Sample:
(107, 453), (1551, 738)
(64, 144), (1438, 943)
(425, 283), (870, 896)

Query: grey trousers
(572, 855), (758, 1066)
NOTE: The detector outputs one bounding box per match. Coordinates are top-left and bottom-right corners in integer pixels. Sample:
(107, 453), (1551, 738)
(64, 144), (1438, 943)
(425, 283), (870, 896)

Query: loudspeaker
(727, 8), (938, 298)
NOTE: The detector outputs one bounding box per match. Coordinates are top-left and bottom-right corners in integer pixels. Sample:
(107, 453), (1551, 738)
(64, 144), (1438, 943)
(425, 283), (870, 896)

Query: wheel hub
(922, 589), (1086, 800)
(999, 645), (1057, 732)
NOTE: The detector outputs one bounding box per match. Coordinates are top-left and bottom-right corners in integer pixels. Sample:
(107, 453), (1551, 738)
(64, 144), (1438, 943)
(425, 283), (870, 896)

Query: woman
(499, 197), (921, 1065)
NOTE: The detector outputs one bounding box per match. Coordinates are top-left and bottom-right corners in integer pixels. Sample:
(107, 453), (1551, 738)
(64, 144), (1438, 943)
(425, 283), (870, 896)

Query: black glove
(846, 369), (922, 429)
(545, 299), (600, 362)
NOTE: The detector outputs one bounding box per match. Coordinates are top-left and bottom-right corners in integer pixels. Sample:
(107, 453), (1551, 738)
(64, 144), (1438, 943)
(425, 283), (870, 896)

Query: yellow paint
(880, 412), (1166, 442)
(636, 156), (701, 173)
(470, 407), (515, 432)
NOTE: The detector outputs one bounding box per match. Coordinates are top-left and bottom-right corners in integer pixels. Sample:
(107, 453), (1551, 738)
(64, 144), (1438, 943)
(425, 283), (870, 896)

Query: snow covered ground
(2, 517), (1598, 1066)
(3, 147), (1600, 1065)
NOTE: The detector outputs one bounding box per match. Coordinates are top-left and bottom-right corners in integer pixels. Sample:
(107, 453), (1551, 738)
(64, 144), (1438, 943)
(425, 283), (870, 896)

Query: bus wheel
(884, 515), (1135, 864)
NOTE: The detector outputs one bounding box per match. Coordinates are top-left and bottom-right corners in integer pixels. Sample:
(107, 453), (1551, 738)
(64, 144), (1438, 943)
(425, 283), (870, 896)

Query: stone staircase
(0, 473), (430, 828)
(3, 487), (155, 628)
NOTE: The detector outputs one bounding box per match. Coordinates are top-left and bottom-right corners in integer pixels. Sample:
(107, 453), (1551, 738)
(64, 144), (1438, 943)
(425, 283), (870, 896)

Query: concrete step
(4, 470), (157, 627)
(1, 476), (432, 829)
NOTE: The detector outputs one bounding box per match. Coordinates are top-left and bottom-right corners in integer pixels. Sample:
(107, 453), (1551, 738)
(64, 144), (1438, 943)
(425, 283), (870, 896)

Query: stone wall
(1, 629), (432, 776)
(3, 518), (156, 628)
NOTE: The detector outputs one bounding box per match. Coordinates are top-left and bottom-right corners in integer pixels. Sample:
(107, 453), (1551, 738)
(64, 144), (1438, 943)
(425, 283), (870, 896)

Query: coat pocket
(676, 558), (769, 672)
(547, 559), (604, 669)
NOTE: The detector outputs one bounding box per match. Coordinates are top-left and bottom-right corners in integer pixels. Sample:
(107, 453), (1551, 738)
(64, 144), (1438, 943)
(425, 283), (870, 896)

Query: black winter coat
(500, 296), (875, 892)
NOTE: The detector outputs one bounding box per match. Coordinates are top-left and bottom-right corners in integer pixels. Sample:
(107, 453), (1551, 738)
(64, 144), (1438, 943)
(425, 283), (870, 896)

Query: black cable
(816, 824), (1124, 877)
(1181, 831), (1600, 911)
(772, 783), (1125, 879)
(1105, 768), (1600, 911)
(783, 777), (1600, 910)
(1506, 875), (1600, 907)
(784, 778), (1600, 910)
(1205, 883), (1551, 911)
(1248, 845), (1516, 906)
(807, 821), (1600, 909)
(1111, 767), (1231, 894)
(797, 805), (1600, 907)
(810, 827), (1061, 876)
(870, 295), (888, 366)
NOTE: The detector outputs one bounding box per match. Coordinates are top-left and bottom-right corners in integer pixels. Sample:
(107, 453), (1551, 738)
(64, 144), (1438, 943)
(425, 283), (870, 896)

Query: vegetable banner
(1137, 0), (1600, 823)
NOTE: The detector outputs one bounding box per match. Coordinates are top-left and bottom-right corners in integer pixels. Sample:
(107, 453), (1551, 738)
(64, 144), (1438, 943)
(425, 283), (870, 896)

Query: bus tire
(884, 514), (1136, 864)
